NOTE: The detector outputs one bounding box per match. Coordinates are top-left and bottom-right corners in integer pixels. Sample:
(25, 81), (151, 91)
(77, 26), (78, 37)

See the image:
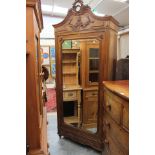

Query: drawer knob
(106, 104), (111, 111)
(68, 93), (73, 96)
(105, 121), (110, 129)
(104, 139), (109, 145)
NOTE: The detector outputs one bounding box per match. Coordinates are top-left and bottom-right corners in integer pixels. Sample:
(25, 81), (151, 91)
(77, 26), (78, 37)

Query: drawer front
(103, 135), (127, 155)
(104, 90), (122, 124)
(63, 91), (77, 100)
(103, 112), (129, 152)
(122, 101), (129, 130)
(85, 90), (98, 98)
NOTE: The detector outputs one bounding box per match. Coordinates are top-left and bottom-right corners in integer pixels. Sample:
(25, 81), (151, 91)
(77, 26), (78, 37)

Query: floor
(47, 112), (102, 155)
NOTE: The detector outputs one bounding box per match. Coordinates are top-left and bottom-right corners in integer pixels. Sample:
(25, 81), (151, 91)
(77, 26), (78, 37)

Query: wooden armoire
(53, 0), (119, 152)
(26, 0), (48, 155)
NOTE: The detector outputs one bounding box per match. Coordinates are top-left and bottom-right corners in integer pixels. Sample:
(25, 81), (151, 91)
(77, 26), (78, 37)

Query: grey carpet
(47, 112), (102, 155)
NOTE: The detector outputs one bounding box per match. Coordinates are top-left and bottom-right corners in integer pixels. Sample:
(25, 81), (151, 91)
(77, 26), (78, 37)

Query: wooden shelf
(62, 60), (76, 64)
(89, 57), (99, 60)
(89, 70), (99, 73)
(64, 116), (79, 124)
(63, 72), (77, 75)
(62, 49), (80, 54)
(62, 48), (80, 50)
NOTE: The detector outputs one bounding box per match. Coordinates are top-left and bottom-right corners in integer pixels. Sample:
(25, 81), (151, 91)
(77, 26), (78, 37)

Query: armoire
(26, 0), (49, 155)
(53, 0), (122, 153)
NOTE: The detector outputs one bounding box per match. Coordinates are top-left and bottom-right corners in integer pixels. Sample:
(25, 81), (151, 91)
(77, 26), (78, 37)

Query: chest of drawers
(102, 80), (129, 155)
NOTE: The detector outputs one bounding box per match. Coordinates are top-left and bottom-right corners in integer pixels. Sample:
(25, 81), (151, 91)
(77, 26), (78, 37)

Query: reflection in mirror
(62, 39), (99, 134)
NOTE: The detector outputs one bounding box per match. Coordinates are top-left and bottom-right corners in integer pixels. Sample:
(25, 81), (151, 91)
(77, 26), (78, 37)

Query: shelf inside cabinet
(89, 57), (99, 60)
(62, 60), (76, 64)
(64, 116), (79, 124)
(62, 49), (80, 54)
(63, 72), (77, 75)
(89, 70), (99, 73)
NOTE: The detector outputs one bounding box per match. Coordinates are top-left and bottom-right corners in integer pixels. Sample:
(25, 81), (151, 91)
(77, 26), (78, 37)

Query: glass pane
(89, 47), (99, 83)
(89, 48), (99, 57)
(89, 73), (98, 82)
(89, 59), (99, 70)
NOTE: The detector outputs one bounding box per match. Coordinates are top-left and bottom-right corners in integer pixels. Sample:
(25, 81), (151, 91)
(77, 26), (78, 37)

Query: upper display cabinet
(53, 0), (119, 152)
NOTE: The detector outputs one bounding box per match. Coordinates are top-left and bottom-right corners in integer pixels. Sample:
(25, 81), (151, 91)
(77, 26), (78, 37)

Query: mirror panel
(62, 39), (99, 134)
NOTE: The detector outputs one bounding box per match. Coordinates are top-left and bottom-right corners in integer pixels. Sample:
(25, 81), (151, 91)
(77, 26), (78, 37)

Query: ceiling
(41, 0), (129, 28)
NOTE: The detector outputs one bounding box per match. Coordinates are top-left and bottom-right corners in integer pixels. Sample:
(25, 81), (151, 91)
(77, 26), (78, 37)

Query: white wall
(117, 29), (129, 60)
(40, 15), (64, 46)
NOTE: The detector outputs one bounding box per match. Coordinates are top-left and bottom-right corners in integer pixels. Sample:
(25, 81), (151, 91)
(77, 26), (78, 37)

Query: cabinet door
(86, 42), (99, 86)
(83, 91), (98, 127)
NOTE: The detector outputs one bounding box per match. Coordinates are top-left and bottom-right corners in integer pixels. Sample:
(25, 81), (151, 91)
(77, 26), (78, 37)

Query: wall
(40, 15), (63, 46)
(117, 28), (129, 60)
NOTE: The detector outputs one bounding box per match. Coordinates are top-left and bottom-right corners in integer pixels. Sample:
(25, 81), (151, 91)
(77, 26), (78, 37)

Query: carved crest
(53, 0), (119, 33)
(68, 15), (94, 31)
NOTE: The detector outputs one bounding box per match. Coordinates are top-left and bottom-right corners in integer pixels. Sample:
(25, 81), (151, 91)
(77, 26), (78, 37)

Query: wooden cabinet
(26, 0), (48, 155)
(102, 80), (129, 155)
(53, 0), (119, 151)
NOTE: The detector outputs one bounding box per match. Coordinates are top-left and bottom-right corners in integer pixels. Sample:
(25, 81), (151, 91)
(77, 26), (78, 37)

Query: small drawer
(63, 91), (77, 100)
(103, 112), (129, 152)
(103, 135), (126, 155)
(85, 90), (98, 98)
(104, 91), (122, 124)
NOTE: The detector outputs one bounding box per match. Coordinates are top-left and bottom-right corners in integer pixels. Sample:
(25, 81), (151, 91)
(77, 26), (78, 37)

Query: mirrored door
(62, 39), (99, 134)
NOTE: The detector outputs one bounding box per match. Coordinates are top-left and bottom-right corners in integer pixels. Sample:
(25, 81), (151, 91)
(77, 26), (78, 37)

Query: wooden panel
(40, 108), (48, 154)
(26, 7), (34, 54)
(107, 30), (117, 80)
(84, 98), (98, 122)
(26, 1), (48, 155)
(103, 135), (126, 155)
(83, 90), (98, 124)
(122, 101), (129, 130)
(26, 7), (41, 148)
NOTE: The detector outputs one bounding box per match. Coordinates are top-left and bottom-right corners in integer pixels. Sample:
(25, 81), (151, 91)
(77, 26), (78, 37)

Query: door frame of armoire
(55, 33), (106, 151)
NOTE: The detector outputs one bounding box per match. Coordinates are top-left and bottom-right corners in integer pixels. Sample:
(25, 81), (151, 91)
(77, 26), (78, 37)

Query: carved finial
(72, 0), (84, 12)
